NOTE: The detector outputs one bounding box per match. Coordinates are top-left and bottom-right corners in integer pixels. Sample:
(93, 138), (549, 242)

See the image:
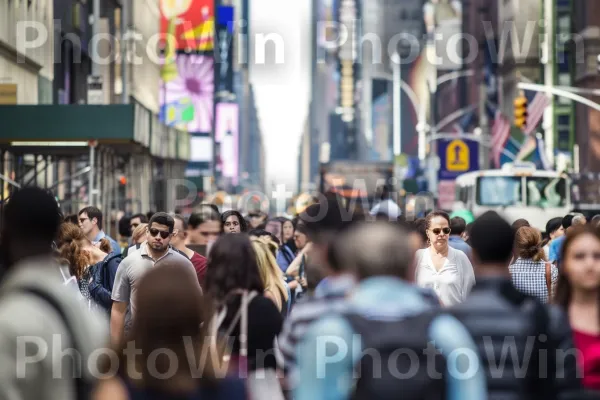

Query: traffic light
(514, 94), (528, 129)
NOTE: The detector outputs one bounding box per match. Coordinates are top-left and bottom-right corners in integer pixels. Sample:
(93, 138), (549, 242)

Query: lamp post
(391, 51), (401, 157)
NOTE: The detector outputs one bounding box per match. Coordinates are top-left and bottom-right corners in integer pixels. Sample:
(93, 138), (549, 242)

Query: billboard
(160, 54), (214, 133)
(216, 5), (235, 96)
(215, 103), (239, 184)
(159, 0), (215, 52)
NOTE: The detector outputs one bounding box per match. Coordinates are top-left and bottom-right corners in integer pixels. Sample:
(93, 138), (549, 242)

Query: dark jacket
(450, 276), (581, 400)
(88, 253), (122, 313)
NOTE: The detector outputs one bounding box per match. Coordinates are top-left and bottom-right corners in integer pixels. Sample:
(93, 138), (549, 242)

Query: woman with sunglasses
(415, 211), (475, 306)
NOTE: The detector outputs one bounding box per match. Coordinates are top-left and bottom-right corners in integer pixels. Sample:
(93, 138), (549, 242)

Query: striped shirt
(277, 274), (355, 383)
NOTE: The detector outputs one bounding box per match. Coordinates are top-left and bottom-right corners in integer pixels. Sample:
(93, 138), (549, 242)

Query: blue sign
(438, 139), (479, 180)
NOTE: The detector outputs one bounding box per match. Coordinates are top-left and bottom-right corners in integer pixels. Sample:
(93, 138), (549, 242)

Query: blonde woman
(123, 223), (148, 257)
(251, 236), (290, 316)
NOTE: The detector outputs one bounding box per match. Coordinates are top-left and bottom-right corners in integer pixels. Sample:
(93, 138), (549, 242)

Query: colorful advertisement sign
(159, 0), (214, 52)
(215, 103), (239, 184)
(160, 54), (214, 133)
(216, 5), (235, 96)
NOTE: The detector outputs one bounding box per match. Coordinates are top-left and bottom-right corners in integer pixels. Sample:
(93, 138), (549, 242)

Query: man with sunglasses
(110, 212), (200, 344)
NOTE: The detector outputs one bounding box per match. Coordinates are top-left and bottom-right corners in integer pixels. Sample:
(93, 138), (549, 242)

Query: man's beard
(149, 242), (168, 252)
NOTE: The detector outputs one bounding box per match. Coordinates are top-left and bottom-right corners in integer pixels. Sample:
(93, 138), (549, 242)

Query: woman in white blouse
(415, 211), (475, 306)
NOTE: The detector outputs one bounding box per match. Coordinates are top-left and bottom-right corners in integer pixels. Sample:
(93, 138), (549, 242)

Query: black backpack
(344, 310), (447, 400)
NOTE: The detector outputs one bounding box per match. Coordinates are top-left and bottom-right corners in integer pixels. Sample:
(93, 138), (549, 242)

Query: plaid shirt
(509, 258), (558, 303)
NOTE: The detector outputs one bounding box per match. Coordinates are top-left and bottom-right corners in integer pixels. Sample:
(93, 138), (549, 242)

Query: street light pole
(92, 0), (100, 77)
(392, 52), (401, 156)
(89, 143), (96, 206)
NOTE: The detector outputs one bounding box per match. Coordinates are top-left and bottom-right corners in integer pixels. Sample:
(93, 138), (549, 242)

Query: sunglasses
(431, 227), (451, 235)
(149, 228), (170, 239)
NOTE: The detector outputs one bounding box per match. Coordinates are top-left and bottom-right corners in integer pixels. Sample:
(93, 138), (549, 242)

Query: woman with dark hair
(415, 211), (475, 306)
(543, 217), (565, 258)
(204, 234), (283, 377)
(554, 225), (600, 393)
(221, 210), (247, 234)
(510, 226), (557, 303)
(92, 264), (246, 400)
(275, 217), (296, 270)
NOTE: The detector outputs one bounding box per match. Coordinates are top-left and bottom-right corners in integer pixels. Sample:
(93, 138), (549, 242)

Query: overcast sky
(249, 0), (311, 191)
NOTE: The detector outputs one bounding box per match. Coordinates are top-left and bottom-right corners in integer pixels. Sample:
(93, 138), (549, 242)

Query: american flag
(490, 110), (511, 168)
(524, 92), (551, 136)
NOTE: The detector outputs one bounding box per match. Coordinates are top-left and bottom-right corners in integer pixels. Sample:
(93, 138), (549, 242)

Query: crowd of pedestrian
(2, 186), (600, 399)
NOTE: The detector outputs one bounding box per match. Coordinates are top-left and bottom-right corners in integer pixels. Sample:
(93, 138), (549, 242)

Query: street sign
(438, 138), (478, 180)
(446, 140), (470, 172)
(87, 76), (103, 105)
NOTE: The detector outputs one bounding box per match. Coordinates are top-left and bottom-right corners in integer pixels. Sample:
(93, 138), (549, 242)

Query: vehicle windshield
(526, 177), (567, 207)
(476, 176), (522, 207)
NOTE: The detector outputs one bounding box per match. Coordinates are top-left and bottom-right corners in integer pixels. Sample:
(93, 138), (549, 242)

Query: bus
(453, 162), (571, 231)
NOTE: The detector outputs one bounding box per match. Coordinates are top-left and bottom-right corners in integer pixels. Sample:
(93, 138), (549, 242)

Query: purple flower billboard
(160, 54), (214, 133)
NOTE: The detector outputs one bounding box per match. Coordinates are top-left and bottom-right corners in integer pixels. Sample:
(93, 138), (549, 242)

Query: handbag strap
(212, 291), (258, 353)
(240, 291), (258, 357)
(545, 262), (552, 298)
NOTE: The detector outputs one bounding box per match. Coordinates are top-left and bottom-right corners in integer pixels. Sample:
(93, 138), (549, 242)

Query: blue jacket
(88, 253), (122, 313)
(295, 276), (487, 400)
(549, 236), (566, 264)
(449, 236), (472, 260)
(276, 245), (296, 273)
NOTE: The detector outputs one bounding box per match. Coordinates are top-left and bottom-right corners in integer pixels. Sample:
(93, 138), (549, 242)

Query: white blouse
(415, 247), (475, 307)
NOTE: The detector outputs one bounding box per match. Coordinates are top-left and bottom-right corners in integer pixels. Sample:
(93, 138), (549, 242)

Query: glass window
(526, 177), (567, 208)
(476, 176), (522, 207)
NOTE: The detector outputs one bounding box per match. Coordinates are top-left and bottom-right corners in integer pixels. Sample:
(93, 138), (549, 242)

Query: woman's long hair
(109, 264), (217, 391)
(515, 226), (546, 262)
(56, 223), (110, 279)
(221, 210), (248, 232)
(554, 226), (600, 322)
(203, 233), (264, 303)
(251, 236), (289, 310)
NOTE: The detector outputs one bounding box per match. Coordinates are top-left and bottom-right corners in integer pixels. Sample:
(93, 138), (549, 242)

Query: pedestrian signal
(514, 95), (528, 129)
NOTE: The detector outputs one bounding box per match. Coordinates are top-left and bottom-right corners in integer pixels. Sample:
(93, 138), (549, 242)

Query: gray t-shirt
(111, 243), (199, 319)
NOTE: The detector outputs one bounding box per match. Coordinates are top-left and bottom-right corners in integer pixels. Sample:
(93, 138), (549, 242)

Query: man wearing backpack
(450, 211), (581, 400)
(0, 187), (108, 400)
(295, 221), (486, 400)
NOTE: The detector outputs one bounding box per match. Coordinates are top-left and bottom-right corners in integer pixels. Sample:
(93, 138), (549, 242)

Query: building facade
(573, 0), (600, 172)
(0, 0), (191, 229)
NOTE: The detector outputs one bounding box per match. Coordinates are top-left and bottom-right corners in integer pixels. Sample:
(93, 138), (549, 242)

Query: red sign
(159, 0), (215, 52)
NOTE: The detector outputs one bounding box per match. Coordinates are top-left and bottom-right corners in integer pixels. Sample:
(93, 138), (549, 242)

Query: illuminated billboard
(215, 103), (239, 184)
(160, 54), (214, 133)
(159, 0), (215, 52)
(215, 5), (235, 96)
